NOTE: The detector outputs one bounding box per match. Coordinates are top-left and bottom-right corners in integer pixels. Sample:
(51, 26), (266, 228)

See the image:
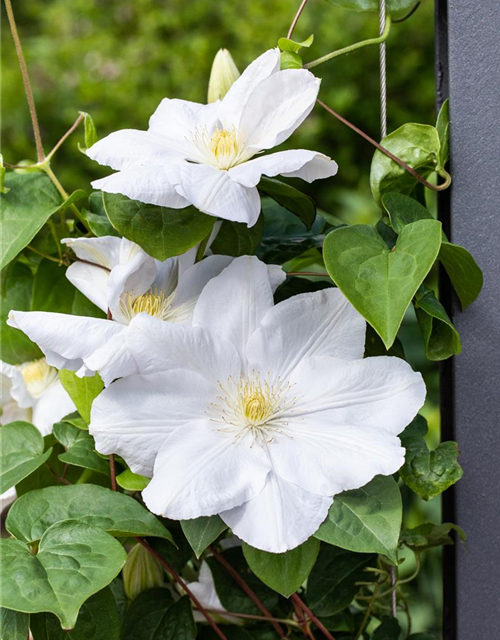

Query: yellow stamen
(20, 358), (58, 398)
(210, 128), (238, 161)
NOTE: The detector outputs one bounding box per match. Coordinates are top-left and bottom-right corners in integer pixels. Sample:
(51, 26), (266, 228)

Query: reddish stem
(287, 0), (311, 39)
(74, 258), (111, 272)
(109, 453), (117, 490)
(136, 537), (228, 640)
(317, 99), (451, 193)
(291, 594), (336, 640)
(287, 272), (330, 277)
(293, 596), (317, 639)
(208, 545), (288, 639)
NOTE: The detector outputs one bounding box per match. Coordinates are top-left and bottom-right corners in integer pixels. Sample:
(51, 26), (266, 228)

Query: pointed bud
(207, 49), (240, 103)
(122, 543), (164, 601)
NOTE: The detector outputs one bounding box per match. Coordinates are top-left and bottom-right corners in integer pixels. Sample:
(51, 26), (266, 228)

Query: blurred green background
(1, 0), (442, 635)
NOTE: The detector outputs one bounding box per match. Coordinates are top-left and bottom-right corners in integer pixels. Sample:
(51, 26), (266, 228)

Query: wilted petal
(174, 163), (261, 226)
(142, 420), (269, 519)
(229, 149), (338, 188)
(247, 289), (366, 380)
(220, 470), (332, 553)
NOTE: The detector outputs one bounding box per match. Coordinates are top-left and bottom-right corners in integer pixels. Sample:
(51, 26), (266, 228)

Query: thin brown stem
(109, 454), (117, 490)
(293, 596), (316, 639)
(291, 594), (336, 640)
(136, 537), (228, 640)
(287, 0), (311, 39)
(287, 272), (330, 277)
(317, 99), (451, 192)
(4, 0), (45, 161)
(47, 114), (84, 160)
(205, 608), (300, 627)
(45, 464), (72, 485)
(208, 545), (287, 639)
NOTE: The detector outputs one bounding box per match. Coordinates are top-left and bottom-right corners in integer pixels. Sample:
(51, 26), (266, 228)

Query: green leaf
(364, 324), (405, 359)
(407, 635), (440, 640)
(278, 34), (314, 53)
(414, 286), (461, 360)
(0, 262), (42, 364)
(78, 111), (98, 152)
(439, 241), (483, 309)
(211, 215), (264, 256)
(52, 422), (109, 475)
(206, 547), (279, 615)
(30, 587), (120, 640)
(306, 545), (375, 617)
(180, 516), (227, 558)
(382, 192), (433, 235)
(102, 193), (215, 261)
(323, 219), (442, 348)
(0, 173), (62, 270)
(436, 99), (450, 169)
(370, 124), (442, 207)
(6, 484), (174, 544)
(0, 155), (9, 194)
(371, 616), (402, 640)
(122, 590), (196, 640)
(258, 177), (316, 229)
(81, 192), (119, 237)
(58, 370), (104, 424)
(0, 607), (30, 640)
(326, 0), (423, 16)
(0, 422), (53, 493)
(242, 537), (320, 597)
(399, 415), (463, 500)
(31, 259), (104, 317)
(315, 476), (402, 563)
(0, 520), (126, 630)
(116, 468), (150, 491)
(401, 522), (466, 552)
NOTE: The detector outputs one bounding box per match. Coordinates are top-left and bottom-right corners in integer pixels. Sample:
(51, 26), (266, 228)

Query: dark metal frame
(436, 1), (500, 637)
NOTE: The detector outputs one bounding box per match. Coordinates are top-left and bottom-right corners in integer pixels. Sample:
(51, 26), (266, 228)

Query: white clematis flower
(186, 562), (242, 625)
(90, 256), (426, 553)
(1, 357), (75, 513)
(87, 48), (338, 227)
(7, 236), (238, 386)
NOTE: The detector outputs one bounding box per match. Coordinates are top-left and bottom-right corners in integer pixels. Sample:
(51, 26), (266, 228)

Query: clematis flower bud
(207, 48), (240, 103)
(122, 542), (164, 601)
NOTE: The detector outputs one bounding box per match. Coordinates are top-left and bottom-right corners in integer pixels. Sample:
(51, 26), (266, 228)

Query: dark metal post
(436, 1), (500, 638)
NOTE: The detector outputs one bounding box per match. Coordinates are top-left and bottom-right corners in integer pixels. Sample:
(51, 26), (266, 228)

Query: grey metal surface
(437, 0), (500, 637)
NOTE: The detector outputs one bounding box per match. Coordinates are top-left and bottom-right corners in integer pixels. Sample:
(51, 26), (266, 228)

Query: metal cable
(379, 0), (388, 139)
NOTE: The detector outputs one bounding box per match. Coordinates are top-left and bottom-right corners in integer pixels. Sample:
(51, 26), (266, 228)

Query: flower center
(20, 358), (58, 398)
(119, 286), (175, 323)
(208, 374), (298, 445)
(191, 125), (250, 170)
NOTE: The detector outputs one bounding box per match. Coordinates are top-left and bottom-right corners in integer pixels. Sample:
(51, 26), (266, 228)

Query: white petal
(187, 563), (240, 624)
(172, 255), (234, 311)
(62, 236), (122, 269)
(90, 369), (216, 476)
(82, 328), (137, 386)
(1, 487), (17, 514)
(142, 420), (269, 519)
(31, 382), (76, 436)
(268, 264), (287, 292)
(193, 256), (275, 360)
(247, 289), (366, 381)
(290, 356), (426, 435)
(220, 470), (332, 553)
(1, 361), (32, 409)
(219, 48), (281, 125)
(92, 165), (190, 209)
(229, 150), (338, 188)
(86, 129), (182, 170)
(125, 315), (241, 382)
(64, 261), (109, 313)
(239, 70), (320, 151)
(175, 163), (261, 226)
(1, 401), (31, 425)
(8, 312), (124, 374)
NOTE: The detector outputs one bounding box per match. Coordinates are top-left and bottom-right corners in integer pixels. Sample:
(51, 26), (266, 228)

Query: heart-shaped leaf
(401, 522), (466, 552)
(181, 516), (227, 558)
(323, 219), (442, 348)
(242, 537), (320, 597)
(6, 484), (174, 544)
(0, 422), (53, 493)
(102, 193), (215, 261)
(414, 286), (461, 360)
(0, 520), (126, 629)
(58, 370), (104, 425)
(315, 476), (402, 564)
(399, 415), (463, 500)
(30, 588), (120, 640)
(439, 241), (483, 309)
(53, 422), (109, 475)
(371, 616), (402, 640)
(0, 173), (62, 270)
(258, 176), (316, 229)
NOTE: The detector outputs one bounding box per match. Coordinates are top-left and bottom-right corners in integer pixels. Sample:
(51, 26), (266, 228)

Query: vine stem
(109, 454), (117, 491)
(353, 582), (381, 640)
(207, 545), (288, 639)
(3, 0), (44, 161)
(205, 608), (300, 627)
(287, 0), (311, 40)
(136, 538), (229, 640)
(46, 114), (84, 160)
(287, 271), (330, 277)
(293, 596), (317, 639)
(304, 17), (391, 70)
(317, 98), (452, 192)
(291, 594), (336, 640)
